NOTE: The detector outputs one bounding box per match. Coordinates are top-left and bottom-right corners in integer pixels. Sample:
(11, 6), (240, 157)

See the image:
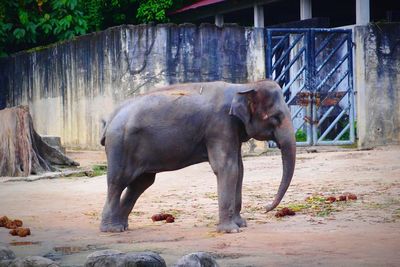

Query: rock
(85, 250), (123, 267)
(124, 252), (166, 266)
(174, 252), (219, 267)
(3, 256), (58, 267)
(85, 250), (166, 267)
(0, 246), (16, 260)
(87, 249), (123, 259)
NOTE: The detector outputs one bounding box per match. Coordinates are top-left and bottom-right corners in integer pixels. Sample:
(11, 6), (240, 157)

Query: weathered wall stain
(355, 23), (400, 147)
(0, 24), (265, 149)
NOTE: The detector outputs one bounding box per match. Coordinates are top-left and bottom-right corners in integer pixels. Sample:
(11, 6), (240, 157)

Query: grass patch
(87, 164), (107, 177)
(393, 209), (400, 220)
(285, 203), (308, 212)
(340, 142), (358, 149)
(130, 211), (145, 216)
(280, 194), (351, 218)
(82, 211), (100, 220)
(295, 129), (307, 142)
(204, 192), (218, 201)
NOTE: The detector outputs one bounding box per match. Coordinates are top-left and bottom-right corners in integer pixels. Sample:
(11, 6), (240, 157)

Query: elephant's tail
(100, 118), (107, 146)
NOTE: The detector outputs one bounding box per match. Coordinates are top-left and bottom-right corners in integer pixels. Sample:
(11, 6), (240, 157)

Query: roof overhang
(171, 0), (226, 15)
(170, 0), (282, 22)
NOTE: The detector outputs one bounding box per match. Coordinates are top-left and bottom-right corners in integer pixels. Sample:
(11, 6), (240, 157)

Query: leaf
(1, 23), (12, 32)
(63, 30), (74, 40)
(13, 28), (26, 39)
(19, 10), (29, 25)
(26, 22), (37, 33)
(54, 25), (62, 34)
(67, 0), (77, 10)
(41, 23), (52, 34)
(74, 26), (85, 35)
(65, 14), (72, 24)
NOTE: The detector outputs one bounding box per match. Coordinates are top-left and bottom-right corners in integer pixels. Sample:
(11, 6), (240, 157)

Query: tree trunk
(0, 106), (79, 177)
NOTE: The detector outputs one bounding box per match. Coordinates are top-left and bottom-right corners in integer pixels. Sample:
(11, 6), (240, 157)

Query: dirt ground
(1, 146), (400, 266)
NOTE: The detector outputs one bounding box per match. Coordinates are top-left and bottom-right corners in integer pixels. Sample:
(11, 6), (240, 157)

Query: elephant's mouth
(267, 133), (281, 149)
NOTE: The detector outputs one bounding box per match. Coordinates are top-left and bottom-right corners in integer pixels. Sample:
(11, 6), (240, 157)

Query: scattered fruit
(5, 221), (18, 229)
(9, 227), (31, 237)
(326, 196), (336, 203)
(14, 219), (23, 227)
(338, 195), (347, 201)
(9, 229), (17, 236)
(0, 216), (10, 227)
(165, 216), (175, 223)
(151, 213), (175, 223)
(1, 216), (30, 237)
(275, 207), (295, 218)
(347, 193), (357, 200)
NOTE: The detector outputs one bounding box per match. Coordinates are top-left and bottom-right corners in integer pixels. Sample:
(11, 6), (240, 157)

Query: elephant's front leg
(207, 141), (241, 233)
(233, 157), (247, 228)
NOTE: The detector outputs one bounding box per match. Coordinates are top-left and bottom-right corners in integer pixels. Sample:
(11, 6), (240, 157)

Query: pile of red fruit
(0, 216), (31, 237)
(151, 213), (175, 223)
(275, 207), (296, 218)
(322, 193), (358, 203)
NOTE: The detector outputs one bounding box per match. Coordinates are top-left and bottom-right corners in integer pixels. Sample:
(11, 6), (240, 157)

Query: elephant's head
(229, 80), (296, 212)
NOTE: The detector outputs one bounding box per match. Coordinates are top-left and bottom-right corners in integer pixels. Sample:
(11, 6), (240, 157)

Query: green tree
(133, 0), (187, 23)
(0, 0), (88, 55)
(0, 0), (188, 56)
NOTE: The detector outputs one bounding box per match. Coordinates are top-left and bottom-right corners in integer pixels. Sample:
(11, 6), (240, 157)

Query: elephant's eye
(269, 116), (279, 126)
(270, 112), (283, 126)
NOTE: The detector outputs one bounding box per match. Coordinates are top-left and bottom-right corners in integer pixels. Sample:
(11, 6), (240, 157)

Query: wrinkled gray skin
(100, 80), (296, 233)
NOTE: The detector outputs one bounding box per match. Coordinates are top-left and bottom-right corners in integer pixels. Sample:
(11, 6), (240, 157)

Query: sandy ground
(0, 146), (400, 266)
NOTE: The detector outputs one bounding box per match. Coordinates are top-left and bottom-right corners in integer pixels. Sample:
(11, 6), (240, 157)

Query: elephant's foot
(233, 216), (247, 228)
(216, 221), (240, 233)
(100, 222), (128, 232)
(100, 216), (128, 232)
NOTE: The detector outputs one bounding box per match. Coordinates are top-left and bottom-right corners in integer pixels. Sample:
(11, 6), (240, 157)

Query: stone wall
(0, 24), (265, 149)
(355, 23), (400, 147)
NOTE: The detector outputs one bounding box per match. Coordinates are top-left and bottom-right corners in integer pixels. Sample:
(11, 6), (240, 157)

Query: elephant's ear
(229, 89), (256, 124)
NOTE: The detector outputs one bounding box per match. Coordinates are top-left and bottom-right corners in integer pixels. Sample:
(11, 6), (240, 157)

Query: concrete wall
(2, 22), (398, 150)
(355, 23), (400, 147)
(0, 24), (265, 149)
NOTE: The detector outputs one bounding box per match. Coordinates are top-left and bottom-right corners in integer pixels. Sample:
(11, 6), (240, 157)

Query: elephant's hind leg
(100, 179), (126, 232)
(100, 141), (137, 232)
(119, 173), (156, 229)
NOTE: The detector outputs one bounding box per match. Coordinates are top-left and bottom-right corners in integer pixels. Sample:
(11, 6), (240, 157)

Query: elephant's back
(106, 82), (235, 136)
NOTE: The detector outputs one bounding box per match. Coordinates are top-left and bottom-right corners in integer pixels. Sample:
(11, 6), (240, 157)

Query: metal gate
(266, 28), (355, 146)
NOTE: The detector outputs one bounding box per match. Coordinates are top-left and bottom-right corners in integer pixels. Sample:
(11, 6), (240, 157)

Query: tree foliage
(0, 0), (186, 56)
(0, 0), (88, 56)
(134, 0), (175, 23)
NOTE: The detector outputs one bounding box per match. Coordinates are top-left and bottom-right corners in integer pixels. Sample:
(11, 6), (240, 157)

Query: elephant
(100, 80), (296, 233)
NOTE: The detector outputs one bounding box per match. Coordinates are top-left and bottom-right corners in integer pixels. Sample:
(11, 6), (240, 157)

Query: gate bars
(266, 28), (355, 146)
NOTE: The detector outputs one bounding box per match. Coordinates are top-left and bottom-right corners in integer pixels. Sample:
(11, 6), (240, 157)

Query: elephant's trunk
(265, 119), (296, 212)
